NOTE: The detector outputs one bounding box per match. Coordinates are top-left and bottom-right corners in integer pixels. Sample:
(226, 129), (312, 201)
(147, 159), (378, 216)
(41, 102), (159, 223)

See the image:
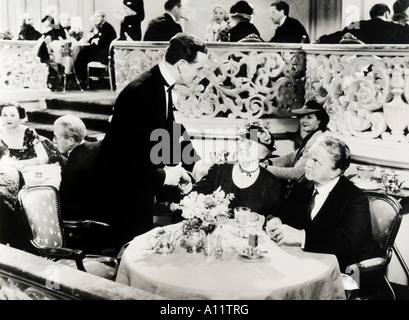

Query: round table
(21, 164), (61, 189)
(116, 220), (346, 300)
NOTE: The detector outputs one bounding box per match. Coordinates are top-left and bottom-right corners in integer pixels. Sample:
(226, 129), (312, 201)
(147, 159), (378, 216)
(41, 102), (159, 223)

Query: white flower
(178, 188), (235, 225)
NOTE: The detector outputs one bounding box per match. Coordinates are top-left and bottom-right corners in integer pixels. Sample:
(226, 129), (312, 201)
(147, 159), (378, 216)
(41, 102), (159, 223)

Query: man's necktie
(166, 85), (175, 130)
(307, 188), (319, 220)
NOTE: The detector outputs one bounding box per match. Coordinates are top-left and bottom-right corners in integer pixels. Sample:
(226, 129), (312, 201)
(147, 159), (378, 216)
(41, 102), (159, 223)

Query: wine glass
(234, 207), (250, 237)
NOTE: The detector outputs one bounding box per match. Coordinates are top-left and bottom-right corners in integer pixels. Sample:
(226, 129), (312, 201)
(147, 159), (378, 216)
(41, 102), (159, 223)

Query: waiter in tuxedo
(266, 136), (380, 273)
(118, 0), (145, 40)
(95, 33), (208, 254)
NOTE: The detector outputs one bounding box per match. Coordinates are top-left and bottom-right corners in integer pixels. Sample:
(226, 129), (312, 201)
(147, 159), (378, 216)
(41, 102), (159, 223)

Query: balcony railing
(1, 40), (408, 168)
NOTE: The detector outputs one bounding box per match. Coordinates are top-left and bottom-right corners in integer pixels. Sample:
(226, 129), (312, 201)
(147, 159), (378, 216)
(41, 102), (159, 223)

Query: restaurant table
(348, 174), (409, 199)
(116, 219), (346, 300)
(21, 164), (61, 189)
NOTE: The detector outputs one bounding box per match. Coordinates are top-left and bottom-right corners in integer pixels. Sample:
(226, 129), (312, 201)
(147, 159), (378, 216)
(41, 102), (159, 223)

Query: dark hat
(292, 100), (330, 129)
(292, 100), (326, 115)
(239, 123), (276, 151)
(230, 1), (254, 15)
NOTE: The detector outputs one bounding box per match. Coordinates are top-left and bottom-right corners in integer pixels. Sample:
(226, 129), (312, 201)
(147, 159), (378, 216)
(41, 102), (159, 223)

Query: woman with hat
(264, 100), (329, 184)
(178, 122), (282, 217)
(227, 0), (262, 42)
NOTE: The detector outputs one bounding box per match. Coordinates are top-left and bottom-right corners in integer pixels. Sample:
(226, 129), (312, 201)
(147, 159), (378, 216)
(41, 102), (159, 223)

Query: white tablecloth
(21, 164), (61, 189)
(116, 220), (346, 300)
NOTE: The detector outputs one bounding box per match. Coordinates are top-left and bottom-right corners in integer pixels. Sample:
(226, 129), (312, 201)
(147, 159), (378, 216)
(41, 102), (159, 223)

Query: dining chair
(86, 61), (111, 90)
(18, 184), (117, 281)
(86, 37), (117, 91)
(345, 191), (403, 300)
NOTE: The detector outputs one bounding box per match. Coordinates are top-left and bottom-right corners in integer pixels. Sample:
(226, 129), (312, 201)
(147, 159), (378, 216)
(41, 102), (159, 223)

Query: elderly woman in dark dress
(177, 123), (282, 217)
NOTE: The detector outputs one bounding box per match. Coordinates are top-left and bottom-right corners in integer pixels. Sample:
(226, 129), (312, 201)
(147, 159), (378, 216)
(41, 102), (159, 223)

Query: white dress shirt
(310, 177), (340, 220)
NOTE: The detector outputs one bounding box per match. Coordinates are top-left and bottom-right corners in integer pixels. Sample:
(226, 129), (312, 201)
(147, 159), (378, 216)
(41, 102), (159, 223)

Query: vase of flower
(180, 219), (206, 254)
(171, 187), (234, 254)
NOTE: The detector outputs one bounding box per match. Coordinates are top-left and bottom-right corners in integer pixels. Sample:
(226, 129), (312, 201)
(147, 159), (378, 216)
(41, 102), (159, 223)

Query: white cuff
(300, 229), (306, 249)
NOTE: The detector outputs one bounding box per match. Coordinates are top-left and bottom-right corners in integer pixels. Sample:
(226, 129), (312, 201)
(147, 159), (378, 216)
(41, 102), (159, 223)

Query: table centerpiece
(171, 187), (234, 253)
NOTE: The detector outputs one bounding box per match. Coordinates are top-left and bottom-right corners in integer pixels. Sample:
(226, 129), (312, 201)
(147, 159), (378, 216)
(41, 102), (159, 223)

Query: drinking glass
(234, 207), (251, 237)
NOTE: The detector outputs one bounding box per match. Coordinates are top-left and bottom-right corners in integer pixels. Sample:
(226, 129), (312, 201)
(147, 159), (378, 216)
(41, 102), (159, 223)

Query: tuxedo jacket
(89, 21), (117, 61)
(270, 16), (310, 43)
(143, 13), (182, 41)
(274, 176), (380, 272)
(120, 0), (145, 40)
(95, 65), (199, 247)
(318, 18), (409, 44)
(59, 141), (101, 221)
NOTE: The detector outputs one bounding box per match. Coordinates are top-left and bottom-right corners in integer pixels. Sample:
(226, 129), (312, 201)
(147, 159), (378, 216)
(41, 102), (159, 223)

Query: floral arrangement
(172, 187), (234, 233)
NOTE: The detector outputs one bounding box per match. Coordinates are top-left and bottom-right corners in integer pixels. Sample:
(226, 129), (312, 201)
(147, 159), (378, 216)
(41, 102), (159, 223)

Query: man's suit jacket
(270, 16), (310, 43)
(95, 65), (199, 249)
(318, 18), (409, 44)
(120, 0), (145, 40)
(59, 141), (101, 221)
(143, 13), (182, 41)
(88, 21), (117, 64)
(275, 176), (380, 272)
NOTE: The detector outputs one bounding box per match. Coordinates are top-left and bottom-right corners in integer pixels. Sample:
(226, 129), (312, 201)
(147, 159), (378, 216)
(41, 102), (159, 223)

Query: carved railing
(112, 41), (306, 120)
(0, 40), (48, 92)
(304, 44), (409, 144)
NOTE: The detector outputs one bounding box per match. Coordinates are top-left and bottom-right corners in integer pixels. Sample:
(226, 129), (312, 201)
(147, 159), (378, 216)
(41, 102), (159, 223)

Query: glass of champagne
(234, 207), (251, 238)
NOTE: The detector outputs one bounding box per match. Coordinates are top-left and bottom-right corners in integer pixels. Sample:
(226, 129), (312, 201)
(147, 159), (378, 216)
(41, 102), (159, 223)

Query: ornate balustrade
(112, 41), (409, 168)
(0, 40), (50, 101)
(304, 44), (409, 168)
(1, 40), (408, 168)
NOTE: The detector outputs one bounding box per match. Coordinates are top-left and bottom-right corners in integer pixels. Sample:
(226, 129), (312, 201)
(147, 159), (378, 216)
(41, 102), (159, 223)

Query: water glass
(356, 165), (375, 181)
(234, 207), (250, 237)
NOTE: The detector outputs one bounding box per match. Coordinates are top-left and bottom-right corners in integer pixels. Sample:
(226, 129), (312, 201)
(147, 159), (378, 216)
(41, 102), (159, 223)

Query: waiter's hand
(164, 163), (191, 187)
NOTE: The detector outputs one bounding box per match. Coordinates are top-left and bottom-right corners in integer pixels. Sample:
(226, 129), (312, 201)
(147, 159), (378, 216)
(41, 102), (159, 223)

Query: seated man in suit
(53, 115), (101, 221)
(143, 0), (183, 41)
(74, 10), (117, 86)
(266, 136), (380, 275)
(269, 1), (310, 43)
(318, 3), (409, 44)
(53, 115), (110, 253)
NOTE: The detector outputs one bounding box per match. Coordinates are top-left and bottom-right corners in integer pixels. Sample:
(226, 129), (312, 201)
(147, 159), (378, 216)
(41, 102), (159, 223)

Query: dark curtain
(309, 0), (343, 42)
